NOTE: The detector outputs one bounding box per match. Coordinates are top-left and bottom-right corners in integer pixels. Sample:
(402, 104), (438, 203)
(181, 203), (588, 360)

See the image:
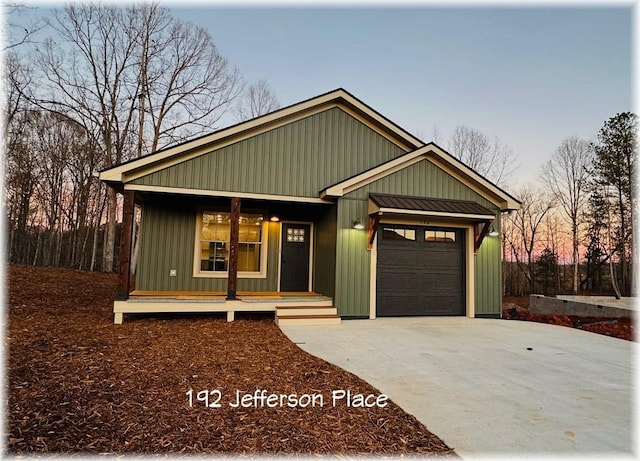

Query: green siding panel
(334, 198), (371, 317)
(313, 206), (337, 298)
(346, 159), (497, 210)
(333, 159), (502, 317)
(132, 107), (407, 197)
(136, 201), (280, 292)
(474, 213), (502, 315)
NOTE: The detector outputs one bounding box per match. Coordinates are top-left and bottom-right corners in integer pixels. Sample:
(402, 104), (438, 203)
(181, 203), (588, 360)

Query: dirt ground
(503, 296), (634, 342)
(6, 264), (455, 456)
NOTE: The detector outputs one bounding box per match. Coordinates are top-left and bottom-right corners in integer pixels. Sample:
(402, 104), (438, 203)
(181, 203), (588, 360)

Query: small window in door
(382, 227), (416, 241)
(425, 230), (456, 242)
(287, 227), (306, 243)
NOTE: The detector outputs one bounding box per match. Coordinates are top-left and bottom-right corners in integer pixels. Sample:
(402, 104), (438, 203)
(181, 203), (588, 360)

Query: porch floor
(129, 290), (326, 301)
(115, 291), (339, 325)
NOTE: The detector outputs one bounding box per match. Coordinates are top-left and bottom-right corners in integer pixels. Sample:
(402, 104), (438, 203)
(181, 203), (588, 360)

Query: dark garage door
(376, 226), (465, 316)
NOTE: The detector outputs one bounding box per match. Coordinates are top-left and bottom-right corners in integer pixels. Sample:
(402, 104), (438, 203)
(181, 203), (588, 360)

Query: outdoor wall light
(270, 216), (280, 222)
(353, 218), (365, 230)
(489, 225), (499, 237)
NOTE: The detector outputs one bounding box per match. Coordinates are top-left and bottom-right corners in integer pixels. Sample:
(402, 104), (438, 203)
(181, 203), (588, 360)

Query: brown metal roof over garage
(369, 193), (495, 217)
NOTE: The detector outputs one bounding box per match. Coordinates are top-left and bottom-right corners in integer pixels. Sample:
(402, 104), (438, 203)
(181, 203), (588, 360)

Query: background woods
(502, 112), (636, 297)
(4, 3), (278, 271)
(3, 4), (636, 298)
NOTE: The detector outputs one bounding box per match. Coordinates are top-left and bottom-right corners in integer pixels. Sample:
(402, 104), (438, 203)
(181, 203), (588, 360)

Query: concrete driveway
(280, 317), (635, 457)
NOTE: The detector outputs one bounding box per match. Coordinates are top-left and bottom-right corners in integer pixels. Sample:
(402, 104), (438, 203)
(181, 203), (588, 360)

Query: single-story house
(99, 88), (520, 325)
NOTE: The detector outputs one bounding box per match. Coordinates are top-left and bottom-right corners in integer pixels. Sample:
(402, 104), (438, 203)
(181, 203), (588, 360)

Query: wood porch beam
(116, 190), (135, 300)
(227, 197), (241, 300)
(367, 214), (381, 250)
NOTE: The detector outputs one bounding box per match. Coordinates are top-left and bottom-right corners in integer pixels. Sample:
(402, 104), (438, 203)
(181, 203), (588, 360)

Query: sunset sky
(10, 1), (634, 192)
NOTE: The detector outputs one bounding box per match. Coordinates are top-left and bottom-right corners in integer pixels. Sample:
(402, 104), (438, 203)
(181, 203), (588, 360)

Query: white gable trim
(125, 184), (332, 204)
(99, 89), (424, 184)
(321, 151), (426, 198)
(374, 208), (496, 221)
(321, 143), (521, 211)
(424, 154), (519, 210)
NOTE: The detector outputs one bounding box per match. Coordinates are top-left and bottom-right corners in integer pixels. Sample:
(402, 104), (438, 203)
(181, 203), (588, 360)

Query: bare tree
(5, 110), (42, 263)
(234, 79), (280, 122)
(134, 4), (243, 153)
(4, 51), (40, 264)
(503, 185), (555, 294)
(34, 5), (141, 271)
(2, 3), (46, 51)
(33, 3), (242, 271)
(3, 52), (33, 132)
(542, 136), (593, 294)
(447, 126), (517, 186)
(430, 126), (443, 145)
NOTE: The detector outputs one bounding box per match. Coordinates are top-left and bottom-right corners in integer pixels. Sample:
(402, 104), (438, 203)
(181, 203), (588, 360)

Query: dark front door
(280, 223), (311, 292)
(377, 225), (465, 316)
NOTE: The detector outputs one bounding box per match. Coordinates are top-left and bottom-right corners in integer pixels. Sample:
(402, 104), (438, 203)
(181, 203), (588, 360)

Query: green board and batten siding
(134, 107), (406, 293)
(131, 107), (407, 197)
(136, 201), (281, 291)
(334, 159), (502, 317)
(313, 206), (337, 298)
(132, 105), (502, 317)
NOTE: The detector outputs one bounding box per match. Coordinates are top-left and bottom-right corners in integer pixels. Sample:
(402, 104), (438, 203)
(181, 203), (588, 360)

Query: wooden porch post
(116, 190), (135, 300)
(227, 197), (241, 300)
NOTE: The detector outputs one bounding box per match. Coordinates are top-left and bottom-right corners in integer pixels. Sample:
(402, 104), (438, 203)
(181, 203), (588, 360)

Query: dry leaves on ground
(7, 264), (456, 456)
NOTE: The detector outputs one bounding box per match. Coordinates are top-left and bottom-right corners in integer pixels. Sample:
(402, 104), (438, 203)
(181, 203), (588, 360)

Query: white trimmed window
(195, 211), (267, 278)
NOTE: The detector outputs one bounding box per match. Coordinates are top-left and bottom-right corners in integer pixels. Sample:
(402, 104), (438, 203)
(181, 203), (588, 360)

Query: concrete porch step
(276, 313), (341, 326)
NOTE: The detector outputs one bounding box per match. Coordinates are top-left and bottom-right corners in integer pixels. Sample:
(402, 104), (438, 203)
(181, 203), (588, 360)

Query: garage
(376, 225), (465, 316)
(368, 193), (501, 318)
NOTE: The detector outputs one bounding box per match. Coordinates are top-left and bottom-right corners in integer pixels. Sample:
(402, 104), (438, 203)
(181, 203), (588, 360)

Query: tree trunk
(572, 225), (579, 294)
(616, 186), (627, 294)
(91, 188), (106, 272)
(102, 187), (117, 272)
(90, 222), (100, 272)
(32, 229), (41, 266)
(116, 190), (135, 300)
(610, 257), (622, 299)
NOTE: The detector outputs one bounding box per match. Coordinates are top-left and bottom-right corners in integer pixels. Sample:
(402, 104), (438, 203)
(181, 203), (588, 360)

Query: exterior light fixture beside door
(489, 225), (499, 237)
(353, 218), (365, 230)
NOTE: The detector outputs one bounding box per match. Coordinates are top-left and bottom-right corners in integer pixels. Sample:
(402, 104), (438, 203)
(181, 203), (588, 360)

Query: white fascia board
(99, 169), (124, 182)
(425, 145), (521, 210)
(377, 207), (496, 221)
(100, 96), (341, 181)
(323, 142), (520, 211)
(338, 92), (424, 148)
(100, 89), (423, 184)
(321, 148), (430, 198)
(125, 184), (332, 204)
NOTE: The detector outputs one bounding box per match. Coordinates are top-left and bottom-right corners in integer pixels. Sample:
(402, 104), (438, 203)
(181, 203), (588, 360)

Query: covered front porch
(114, 189), (340, 325)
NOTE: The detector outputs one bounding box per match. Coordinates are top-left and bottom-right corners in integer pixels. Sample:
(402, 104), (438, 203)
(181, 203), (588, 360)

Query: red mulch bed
(6, 264), (456, 456)
(503, 297), (634, 341)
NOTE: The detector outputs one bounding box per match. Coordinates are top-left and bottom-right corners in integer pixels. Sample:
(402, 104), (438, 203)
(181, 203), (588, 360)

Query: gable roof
(98, 88), (520, 212)
(98, 88), (424, 186)
(320, 142), (521, 211)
